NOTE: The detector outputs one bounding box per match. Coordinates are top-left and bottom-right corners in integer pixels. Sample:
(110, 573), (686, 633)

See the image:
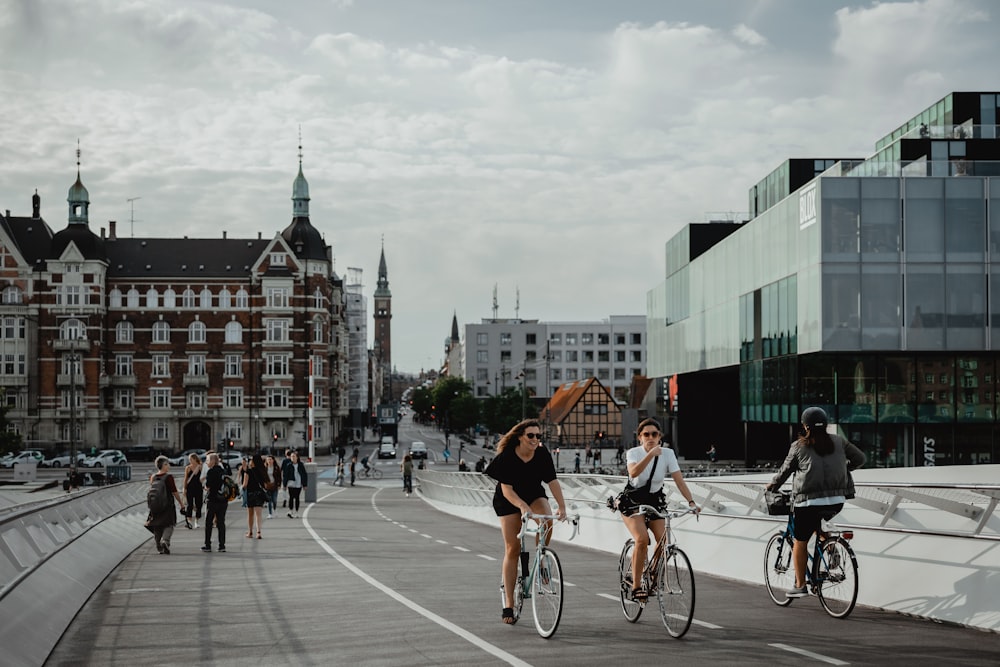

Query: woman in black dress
(485, 419), (567, 625)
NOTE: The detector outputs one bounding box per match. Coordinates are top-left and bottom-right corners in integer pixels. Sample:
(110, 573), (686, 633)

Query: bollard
(304, 462), (318, 503)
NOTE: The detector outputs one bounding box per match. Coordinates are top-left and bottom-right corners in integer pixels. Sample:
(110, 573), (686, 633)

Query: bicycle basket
(765, 490), (791, 515)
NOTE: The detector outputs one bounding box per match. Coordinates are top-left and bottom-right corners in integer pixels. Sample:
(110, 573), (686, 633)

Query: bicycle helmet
(800, 407), (828, 428)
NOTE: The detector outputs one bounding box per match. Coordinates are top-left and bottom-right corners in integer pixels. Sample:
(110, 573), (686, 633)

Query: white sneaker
(193, 521), (198, 529)
(267, 513), (273, 519)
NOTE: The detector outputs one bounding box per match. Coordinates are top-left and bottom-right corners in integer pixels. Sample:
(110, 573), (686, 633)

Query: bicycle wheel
(655, 547), (695, 638)
(618, 540), (643, 622)
(531, 547), (563, 638)
(764, 532), (795, 607)
(816, 537), (858, 618)
(370, 468), (383, 480)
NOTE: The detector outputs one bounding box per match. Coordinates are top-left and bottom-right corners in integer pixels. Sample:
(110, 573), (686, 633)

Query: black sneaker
(201, 545), (212, 552)
(161, 545), (170, 555)
(156, 542), (164, 553)
(217, 546), (226, 552)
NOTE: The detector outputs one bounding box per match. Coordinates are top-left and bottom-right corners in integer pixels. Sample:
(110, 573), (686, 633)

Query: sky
(1, 0), (998, 374)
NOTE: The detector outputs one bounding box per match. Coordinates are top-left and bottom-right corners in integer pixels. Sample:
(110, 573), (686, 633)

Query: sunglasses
(640, 431), (660, 437)
(523, 432), (543, 440)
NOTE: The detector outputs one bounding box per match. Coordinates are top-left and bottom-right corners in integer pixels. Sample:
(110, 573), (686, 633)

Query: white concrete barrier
(417, 465), (1000, 632)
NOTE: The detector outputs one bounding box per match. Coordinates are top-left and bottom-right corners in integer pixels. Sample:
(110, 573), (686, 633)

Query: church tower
(373, 241), (392, 398)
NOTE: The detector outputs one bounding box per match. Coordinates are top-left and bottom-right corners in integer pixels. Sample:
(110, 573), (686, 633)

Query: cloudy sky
(1, 0), (997, 373)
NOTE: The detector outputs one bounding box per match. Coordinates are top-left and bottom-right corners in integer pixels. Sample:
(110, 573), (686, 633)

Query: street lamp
(516, 370), (526, 420)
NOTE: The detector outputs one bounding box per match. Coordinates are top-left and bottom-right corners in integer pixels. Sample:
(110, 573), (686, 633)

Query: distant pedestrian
(243, 454), (267, 538)
(281, 449), (292, 507)
(574, 451), (581, 474)
(475, 456), (486, 473)
(334, 460), (346, 486)
(350, 447), (358, 486)
(145, 456), (185, 555)
(202, 453), (228, 553)
(707, 444), (718, 464)
(401, 453), (413, 496)
(585, 444), (592, 465)
(182, 453), (203, 530)
(337, 445), (346, 463)
(458, 459), (469, 472)
(263, 455), (281, 519)
(616, 443), (625, 465)
(283, 450), (308, 518)
(593, 447), (602, 467)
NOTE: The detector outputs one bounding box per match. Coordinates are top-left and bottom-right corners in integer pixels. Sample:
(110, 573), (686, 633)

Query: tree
(481, 386), (538, 434)
(411, 386), (434, 422)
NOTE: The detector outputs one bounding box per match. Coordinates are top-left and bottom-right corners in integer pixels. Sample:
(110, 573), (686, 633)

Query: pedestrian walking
(202, 453), (228, 553)
(182, 452), (203, 530)
(283, 450), (308, 517)
(243, 454), (267, 538)
(334, 459), (346, 486)
(263, 455), (282, 519)
(350, 447), (358, 486)
(585, 444), (592, 465)
(574, 451), (581, 474)
(144, 456), (186, 555)
(401, 452), (413, 496)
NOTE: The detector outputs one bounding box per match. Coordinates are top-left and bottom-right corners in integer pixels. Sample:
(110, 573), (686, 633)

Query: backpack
(147, 475), (171, 514)
(219, 475), (240, 502)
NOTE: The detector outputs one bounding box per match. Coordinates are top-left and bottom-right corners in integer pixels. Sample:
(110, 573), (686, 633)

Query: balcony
(177, 408), (217, 419)
(183, 373), (209, 387)
(111, 408), (137, 420)
(56, 374), (86, 387)
(108, 375), (137, 387)
(0, 376), (27, 387)
(53, 339), (90, 351)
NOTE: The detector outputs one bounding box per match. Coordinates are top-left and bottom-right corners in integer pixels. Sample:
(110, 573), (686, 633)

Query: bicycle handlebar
(634, 504), (699, 521)
(519, 511), (582, 541)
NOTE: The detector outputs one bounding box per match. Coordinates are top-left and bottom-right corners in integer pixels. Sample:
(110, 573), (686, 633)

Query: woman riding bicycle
(485, 418), (567, 625)
(619, 418), (699, 602)
(766, 407), (866, 598)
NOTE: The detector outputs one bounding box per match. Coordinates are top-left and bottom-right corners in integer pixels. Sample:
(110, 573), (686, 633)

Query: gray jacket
(770, 434), (866, 505)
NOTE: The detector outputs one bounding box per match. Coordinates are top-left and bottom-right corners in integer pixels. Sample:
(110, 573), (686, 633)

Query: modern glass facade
(648, 92), (1000, 468)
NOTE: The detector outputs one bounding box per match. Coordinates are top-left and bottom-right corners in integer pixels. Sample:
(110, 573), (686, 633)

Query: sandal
(632, 588), (648, 602)
(245, 532), (252, 538)
(257, 532), (262, 539)
(501, 607), (517, 625)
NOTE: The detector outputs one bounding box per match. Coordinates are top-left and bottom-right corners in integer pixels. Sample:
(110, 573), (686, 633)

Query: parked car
(378, 439), (397, 459)
(220, 450), (243, 471)
(43, 451), (87, 468)
(125, 445), (157, 461)
(1, 450), (45, 468)
(168, 448), (207, 466)
(83, 449), (127, 467)
(409, 441), (428, 459)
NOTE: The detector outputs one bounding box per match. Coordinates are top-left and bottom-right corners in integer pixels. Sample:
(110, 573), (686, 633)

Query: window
(199, 288), (212, 308)
(146, 288), (158, 308)
(566, 351), (578, 362)
(313, 319), (324, 343)
(188, 391), (206, 409)
(477, 350), (489, 363)
(582, 367), (594, 379)
(267, 388), (289, 408)
(163, 288), (176, 308)
(151, 388), (171, 409)
(598, 368), (609, 380)
(218, 288), (231, 308)
(477, 333), (488, 345)
(271, 252), (287, 266)
(313, 288), (324, 309)
(188, 321), (206, 343)
(267, 287), (290, 308)
(566, 368), (578, 380)
(631, 350), (642, 362)
(153, 422), (169, 440)
(127, 288), (139, 308)
(2, 353), (26, 375)
(60, 318), (86, 341)
(225, 421), (243, 440)
(598, 333), (609, 345)
(549, 333), (562, 344)
(2, 317), (25, 340)
(314, 422), (325, 440)
(115, 321), (133, 343)
(151, 354), (170, 377)
(224, 387), (243, 408)
(615, 334), (625, 345)
(500, 350), (511, 362)
(631, 333), (642, 345)
(61, 355), (83, 376)
(582, 350), (594, 362)
(225, 354), (242, 377)
(61, 390), (83, 409)
(312, 355), (324, 377)
(152, 321), (170, 343)
(581, 333), (593, 345)
(615, 350), (625, 362)
(266, 319), (290, 342)
(188, 354), (206, 376)
(109, 288), (122, 308)
(500, 332), (512, 345)
(477, 368), (489, 381)
(525, 350), (537, 362)
(2, 286), (21, 304)
(115, 389), (134, 409)
(526, 333), (536, 345)
(235, 289), (249, 308)
(225, 321), (243, 343)
(267, 353), (290, 376)
(182, 289), (196, 308)
(566, 333), (577, 345)
(552, 369), (562, 380)
(115, 354), (133, 376)
(614, 368), (626, 380)
(550, 351), (562, 362)
(115, 422), (132, 440)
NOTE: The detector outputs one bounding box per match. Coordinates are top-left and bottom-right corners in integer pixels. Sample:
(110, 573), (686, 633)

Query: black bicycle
(763, 490), (859, 618)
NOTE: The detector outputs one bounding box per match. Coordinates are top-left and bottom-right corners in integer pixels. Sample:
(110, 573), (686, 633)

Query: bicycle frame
(516, 511), (580, 595)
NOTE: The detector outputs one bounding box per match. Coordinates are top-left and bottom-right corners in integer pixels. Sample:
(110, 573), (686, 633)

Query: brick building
(0, 153), (349, 456)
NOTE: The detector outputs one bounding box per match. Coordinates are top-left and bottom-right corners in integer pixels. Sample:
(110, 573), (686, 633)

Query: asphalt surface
(43, 462), (1000, 667)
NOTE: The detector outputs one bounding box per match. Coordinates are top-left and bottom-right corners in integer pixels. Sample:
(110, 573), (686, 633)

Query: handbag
(607, 455), (658, 514)
(765, 489), (791, 515)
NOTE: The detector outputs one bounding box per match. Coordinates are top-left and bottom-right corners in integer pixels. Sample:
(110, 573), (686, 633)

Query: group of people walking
(144, 448), (309, 555)
(485, 407), (865, 623)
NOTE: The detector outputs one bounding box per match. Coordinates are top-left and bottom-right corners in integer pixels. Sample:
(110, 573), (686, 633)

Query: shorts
(493, 487), (545, 517)
(792, 503), (843, 542)
(619, 489), (666, 518)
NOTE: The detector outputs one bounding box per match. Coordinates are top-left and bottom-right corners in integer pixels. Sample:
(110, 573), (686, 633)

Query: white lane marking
(436, 539), (449, 545)
(421, 534), (432, 539)
(769, 643), (849, 665)
(478, 554), (497, 561)
(563, 581), (576, 587)
(664, 614), (722, 630)
(304, 492), (532, 667)
(454, 546), (471, 552)
(409, 529), (418, 533)
(597, 593), (619, 601)
(112, 588), (167, 594)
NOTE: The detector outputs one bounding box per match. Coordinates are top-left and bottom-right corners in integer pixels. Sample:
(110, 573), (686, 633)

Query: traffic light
(273, 432), (278, 442)
(228, 439), (234, 449)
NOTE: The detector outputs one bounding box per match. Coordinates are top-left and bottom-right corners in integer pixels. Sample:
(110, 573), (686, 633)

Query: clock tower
(373, 242), (392, 398)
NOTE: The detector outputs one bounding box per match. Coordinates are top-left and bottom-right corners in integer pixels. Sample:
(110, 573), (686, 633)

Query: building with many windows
(647, 91), (1000, 467)
(0, 152), (350, 455)
(460, 315), (646, 403)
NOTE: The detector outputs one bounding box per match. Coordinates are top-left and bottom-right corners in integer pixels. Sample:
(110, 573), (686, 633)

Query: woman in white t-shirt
(619, 418), (699, 602)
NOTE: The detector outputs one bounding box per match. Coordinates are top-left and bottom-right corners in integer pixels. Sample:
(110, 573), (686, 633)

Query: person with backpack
(145, 456), (186, 555)
(201, 453), (229, 553)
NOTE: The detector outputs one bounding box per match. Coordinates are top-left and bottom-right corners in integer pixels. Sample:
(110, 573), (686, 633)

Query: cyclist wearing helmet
(766, 407), (866, 597)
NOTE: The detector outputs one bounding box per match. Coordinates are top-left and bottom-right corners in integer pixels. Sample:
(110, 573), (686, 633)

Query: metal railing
(416, 470), (1000, 541)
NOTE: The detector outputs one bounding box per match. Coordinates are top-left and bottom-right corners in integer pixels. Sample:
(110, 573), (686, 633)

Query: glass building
(647, 92), (1000, 467)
